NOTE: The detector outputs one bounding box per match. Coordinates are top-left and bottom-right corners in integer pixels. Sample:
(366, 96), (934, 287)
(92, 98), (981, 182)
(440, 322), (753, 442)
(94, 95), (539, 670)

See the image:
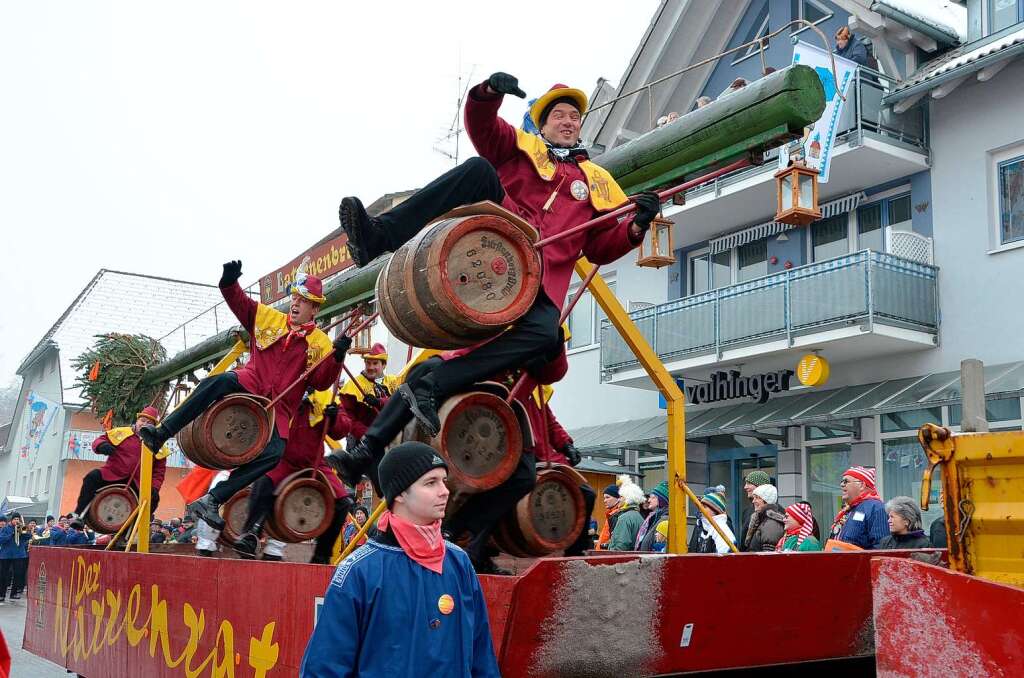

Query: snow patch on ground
(533, 557), (666, 678)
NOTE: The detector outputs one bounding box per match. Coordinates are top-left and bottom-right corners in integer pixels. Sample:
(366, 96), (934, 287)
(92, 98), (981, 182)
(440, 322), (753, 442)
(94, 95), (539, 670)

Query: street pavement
(0, 599), (69, 677)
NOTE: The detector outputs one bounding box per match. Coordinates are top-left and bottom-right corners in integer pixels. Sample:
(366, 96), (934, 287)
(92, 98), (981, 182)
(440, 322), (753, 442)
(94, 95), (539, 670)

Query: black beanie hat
(540, 95), (581, 127)
(378, 442), (448, 508)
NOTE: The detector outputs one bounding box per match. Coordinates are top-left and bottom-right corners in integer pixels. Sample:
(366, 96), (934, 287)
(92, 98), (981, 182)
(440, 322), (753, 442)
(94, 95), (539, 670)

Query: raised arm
(465, 73), (526, 168)
(218, 260), (258, 333)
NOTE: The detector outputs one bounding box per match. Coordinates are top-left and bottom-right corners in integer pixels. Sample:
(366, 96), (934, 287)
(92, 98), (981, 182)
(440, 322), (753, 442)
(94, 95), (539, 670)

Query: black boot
(233, 533), (259, 560)
(188, 494), (224, 531)
(138, 424), (170, 453)
(399, 383), (441, 437)
(326, 441), (375, 488)
(471, 556), (512, 576)
(261, 553), (284, 562)
(339, 197), (389, 267)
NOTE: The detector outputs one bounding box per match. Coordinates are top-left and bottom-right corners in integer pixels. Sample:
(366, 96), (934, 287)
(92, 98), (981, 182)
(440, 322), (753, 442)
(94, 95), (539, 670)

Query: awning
(570, 361), (1024, 452)
(708, 193), (864, 253)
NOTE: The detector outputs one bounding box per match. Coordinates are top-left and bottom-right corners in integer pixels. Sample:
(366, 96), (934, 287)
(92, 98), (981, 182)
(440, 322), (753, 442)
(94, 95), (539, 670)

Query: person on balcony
(137, 261), (349, 531)
(331, 71), (661, 490)
(829, 466), (890, 549)
(835, 26), (870, 67)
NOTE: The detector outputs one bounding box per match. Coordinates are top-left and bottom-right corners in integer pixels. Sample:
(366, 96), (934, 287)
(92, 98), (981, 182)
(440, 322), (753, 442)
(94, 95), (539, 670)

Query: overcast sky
(0, 1), (658, 383)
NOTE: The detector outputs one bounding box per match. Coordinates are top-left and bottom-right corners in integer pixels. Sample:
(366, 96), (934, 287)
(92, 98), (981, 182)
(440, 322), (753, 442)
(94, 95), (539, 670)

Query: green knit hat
(651, 481), (670, 504)
(701, 488), (727, 514)
(745, 470), (771, 487)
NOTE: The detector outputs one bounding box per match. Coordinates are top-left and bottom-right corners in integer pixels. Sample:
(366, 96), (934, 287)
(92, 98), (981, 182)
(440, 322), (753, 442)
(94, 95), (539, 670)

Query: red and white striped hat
(785, 503), (815, 546)
(843, 466), (877, 492)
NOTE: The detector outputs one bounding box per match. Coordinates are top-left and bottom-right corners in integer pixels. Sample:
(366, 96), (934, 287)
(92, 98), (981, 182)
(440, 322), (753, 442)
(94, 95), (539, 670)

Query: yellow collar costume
(513, 129), (628, 213)
(252, 304), (334, 368)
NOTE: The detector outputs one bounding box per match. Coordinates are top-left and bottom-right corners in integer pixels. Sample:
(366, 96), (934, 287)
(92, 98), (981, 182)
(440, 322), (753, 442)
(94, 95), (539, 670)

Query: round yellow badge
(438, 594), (455, 615)
(796, 354), (830, 387)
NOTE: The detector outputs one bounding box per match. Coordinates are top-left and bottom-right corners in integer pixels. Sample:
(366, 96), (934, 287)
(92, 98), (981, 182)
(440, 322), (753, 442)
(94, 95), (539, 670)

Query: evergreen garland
(72, 333), (167, 427)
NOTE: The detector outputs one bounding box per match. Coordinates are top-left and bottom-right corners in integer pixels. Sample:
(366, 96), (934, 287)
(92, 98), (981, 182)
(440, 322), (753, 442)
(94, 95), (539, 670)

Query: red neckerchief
(377, 510), (446, 575)
(829, 489), (881, 539)
(283, 320), (316, 349)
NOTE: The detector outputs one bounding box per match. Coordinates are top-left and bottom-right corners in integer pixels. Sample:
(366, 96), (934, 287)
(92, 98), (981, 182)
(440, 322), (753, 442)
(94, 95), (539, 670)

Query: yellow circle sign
(796, 354), (830, 387)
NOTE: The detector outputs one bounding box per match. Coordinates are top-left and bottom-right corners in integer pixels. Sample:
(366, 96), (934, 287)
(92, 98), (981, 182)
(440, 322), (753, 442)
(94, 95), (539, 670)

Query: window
(857, 204), (884, 251)
(811, 214), (849, 261)
(949, 398), (1022, 427)
(732, 4), (770, 64)
(998, 155), (1024, 244)
(880, 407), (942, 433)
(567, 281), (615, 350)
(807, 443), (851, 529)
(887, 194), (912, 230)
(883, 437), (944, 531)
(805, 420), (854, 440)
(990, 0), (1022, 33)
(791, 0), (832, 29)
(688, 250), (731, 295)
(737, 240), (768, 281)
(45, 465), (52, 493)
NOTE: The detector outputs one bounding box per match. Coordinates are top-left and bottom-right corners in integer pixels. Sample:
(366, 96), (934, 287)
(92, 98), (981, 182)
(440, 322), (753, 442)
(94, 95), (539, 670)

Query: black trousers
(363, 297), (561, 449)
(564, 483), (597, 556)
(74, 469), (161, 516)
(242, 476), (276, 535)
(0, 559), (14, 600)
(376, 156), (505, 250)
(11, 557), (27, 596)
(160, 372), (246, 435)
(209, 429), (285, 504)
(444, 452), (537, 563)
(312, 498), (353, 564)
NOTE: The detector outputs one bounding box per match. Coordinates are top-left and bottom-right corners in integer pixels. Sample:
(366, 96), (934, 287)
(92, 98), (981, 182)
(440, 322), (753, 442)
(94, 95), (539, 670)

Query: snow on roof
(889, 25), (1024, 97)
(19, 270), (223, 404)
(876, 0), (968, 43)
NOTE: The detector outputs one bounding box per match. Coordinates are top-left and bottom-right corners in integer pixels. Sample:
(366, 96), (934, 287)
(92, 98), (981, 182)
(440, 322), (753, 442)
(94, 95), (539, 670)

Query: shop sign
(796, 354), (830, 387)
(259, 233), (353, 304)
(686, 369), (795, 405)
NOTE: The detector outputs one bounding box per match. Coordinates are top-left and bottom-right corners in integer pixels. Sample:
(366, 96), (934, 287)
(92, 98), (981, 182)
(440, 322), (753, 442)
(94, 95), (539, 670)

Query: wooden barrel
(493, 467), (586, 557)
(85, 485), (138, 534)
(376, 209), (542, 349)
(176, 394), (274, 470)
(407, 391), (523, 495)
(217, 488), (251, 546)
(270, 477), (335, 543)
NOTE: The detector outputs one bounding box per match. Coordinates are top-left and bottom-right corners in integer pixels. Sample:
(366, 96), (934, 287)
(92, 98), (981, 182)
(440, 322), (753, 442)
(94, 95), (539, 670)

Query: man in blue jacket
(0, 514), (29, 603)
(829, 466), (889, 549)
(301, 442), (500, 677)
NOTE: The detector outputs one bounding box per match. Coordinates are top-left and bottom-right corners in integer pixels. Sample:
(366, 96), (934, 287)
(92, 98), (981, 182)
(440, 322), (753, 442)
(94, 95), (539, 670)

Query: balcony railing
(600, 250), (939, 378)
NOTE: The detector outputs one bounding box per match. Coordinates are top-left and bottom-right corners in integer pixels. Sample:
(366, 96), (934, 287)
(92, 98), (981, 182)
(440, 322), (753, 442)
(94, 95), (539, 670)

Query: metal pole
(333, 500), (387, 565)
(676, 476), (739, 553)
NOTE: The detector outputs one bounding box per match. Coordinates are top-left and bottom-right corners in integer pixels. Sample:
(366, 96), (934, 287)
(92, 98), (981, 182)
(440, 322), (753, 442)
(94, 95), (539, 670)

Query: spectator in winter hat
(740, 470), (771, 551)
(596, 483), (621, 550)
(635, 481), (670, 551)
(606, 477), (646, 551)
(776, 503), (822, 552)
(830, 466), (889, 549)
(652, 520), (669, 553)
(744, 484), (786, 552)
(688, 486), (736, 554)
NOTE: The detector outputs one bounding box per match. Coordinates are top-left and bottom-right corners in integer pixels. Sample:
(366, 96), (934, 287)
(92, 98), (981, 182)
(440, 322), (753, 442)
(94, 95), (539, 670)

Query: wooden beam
(931, 74), (970, 99)
(977, 59), (1012, 82)
(892, 90), (926, 114)
(871, 36), (902, 78)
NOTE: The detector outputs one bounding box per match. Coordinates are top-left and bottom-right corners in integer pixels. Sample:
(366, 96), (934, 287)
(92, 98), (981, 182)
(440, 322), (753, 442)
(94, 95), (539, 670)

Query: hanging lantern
(636, 215), (677, 268)
(773, 162), (821, 226)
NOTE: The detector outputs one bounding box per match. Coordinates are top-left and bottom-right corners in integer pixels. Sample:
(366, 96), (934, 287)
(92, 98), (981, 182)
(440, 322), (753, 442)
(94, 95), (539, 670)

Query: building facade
(554, 0), (1024, 536)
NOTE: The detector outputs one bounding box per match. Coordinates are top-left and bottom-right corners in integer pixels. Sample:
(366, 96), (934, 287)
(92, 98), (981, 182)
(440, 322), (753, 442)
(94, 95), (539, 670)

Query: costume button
(429, 619), (441, 630)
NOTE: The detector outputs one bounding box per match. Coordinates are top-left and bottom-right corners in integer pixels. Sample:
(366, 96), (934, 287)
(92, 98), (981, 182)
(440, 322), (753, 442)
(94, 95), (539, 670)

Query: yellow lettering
(211, 621), (236, 678)
(330, 246), (340, 267)
(90, 596), (107, 657)
(104, 589), (125, 647)
(248, 622), (279, 678)
(125, 584), (149, 646)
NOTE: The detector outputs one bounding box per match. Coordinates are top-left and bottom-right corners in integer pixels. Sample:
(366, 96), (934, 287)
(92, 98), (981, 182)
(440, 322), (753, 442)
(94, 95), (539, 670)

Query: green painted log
(594, 64), (826, 194)
(145, 66), (824, 384)
(142, 256), (387, 385)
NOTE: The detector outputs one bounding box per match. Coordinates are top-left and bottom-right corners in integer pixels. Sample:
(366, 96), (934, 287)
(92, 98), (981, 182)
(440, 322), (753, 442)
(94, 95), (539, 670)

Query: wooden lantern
(774, 162), (821, 226)
(349, 324), (373, 355)
(637, 215), (676, 268)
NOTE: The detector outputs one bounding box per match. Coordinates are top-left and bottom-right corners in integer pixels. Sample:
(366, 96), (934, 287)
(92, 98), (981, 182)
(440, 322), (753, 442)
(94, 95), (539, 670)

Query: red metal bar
(506, 263), (601, 404)
(533, 157), (753, 251)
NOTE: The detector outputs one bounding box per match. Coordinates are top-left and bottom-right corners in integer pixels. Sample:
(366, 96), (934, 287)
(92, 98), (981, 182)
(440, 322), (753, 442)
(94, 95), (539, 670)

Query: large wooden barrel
(218, 488), (251, 546)
(270, 477), (335, 543)
(376, 207), (542, 349)
(85, 485), (138, 534)
(493, 466), (586, 557)
(406, 391), (523, 495)
(176, 394), (274, 470)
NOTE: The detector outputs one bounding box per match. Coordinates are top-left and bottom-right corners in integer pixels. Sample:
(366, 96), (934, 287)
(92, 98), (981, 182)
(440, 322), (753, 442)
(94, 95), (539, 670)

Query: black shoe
(472, 557), (512, 576)
(339, 197), (388, 267)
(9, 593), (20, 600)
(327, 442), (374, 488)
(197, 549), (215, 557)
(399, 383), (441, 437)
(261, 553), (284, 562)
(188, 494), (225, 531)
(310, 554), (331, 565)
(233, 533), (259, 560)
(138, 424), (169, 453)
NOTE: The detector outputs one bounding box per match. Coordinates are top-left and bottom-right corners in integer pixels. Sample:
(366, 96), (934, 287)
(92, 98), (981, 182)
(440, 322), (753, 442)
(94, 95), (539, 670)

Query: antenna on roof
(433, 58), (475, 166)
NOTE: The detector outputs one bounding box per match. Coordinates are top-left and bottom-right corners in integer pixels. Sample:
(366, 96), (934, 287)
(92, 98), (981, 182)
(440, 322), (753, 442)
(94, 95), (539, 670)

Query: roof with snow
(886, 25), (1024, 103)
(18, 270), (224, 404)
(872, 0), (967, 44)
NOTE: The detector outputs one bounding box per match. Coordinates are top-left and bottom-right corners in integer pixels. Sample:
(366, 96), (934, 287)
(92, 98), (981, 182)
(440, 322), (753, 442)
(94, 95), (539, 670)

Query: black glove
(632, 191), (661, 230)
(363, 393), (381, 409)
(96, 441), (116, 456)
(562, 443), (582, 467)
(487, 72), (526, 99)
(333, 334), (353, 361)
(219, 260), (243, 287)
(324, 403), (339, 423)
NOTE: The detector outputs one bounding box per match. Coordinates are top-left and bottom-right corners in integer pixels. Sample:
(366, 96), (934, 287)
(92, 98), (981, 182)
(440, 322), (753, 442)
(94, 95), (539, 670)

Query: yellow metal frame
(574, 258), (692, 553)
(919, 423), (1024, 587)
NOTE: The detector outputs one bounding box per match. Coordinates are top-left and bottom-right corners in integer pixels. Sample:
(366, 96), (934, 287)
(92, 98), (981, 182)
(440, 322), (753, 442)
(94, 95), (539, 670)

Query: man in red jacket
(333, 72), (659, 483)
(234, 389), (354, 562)
(73, 406), (168, 517)
(138, 261), (349, 530)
